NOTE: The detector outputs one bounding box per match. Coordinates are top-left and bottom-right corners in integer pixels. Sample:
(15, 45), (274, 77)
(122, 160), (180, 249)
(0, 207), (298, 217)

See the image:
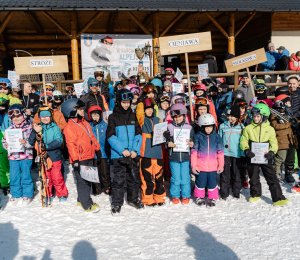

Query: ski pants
(220, 156), (242, 198)
(240, 156), (249, 183)
(45, 160), (68, 198)
(111, 158), (140, 206)
(92, 158), (111, 195)
(0, 150), (9, 188)
(169, 161), (191, 198)
(140, 158), (165, 205)
(73, 159), (94, 210)
(274, 149), (295, 174)
(9, 159), (33, 198)
(194, 171), (219, 200)
(248, 159), (285, 203)
(162, 148), (171, 179)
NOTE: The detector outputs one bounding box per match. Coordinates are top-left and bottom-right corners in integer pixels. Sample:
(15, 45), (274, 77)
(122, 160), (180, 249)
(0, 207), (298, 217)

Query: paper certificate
(173, 128), (190, 152)
(122, 62), (131, 78)
(8, 70), (20, 89)
(74, 83), (85, 98)
(80, 165), (100, 183)
(175, 67), (183, 82)
(5, 129), (23, 153)
(198, 64), (209, 79)
(152, 122), (168, 146)
(110, 66), (120, 80)
(251, 142), (269, 164)
(172, 83), (183, 95)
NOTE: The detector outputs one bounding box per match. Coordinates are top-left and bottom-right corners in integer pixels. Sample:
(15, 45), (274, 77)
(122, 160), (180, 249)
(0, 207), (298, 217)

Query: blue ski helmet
(151, 78), (162, 88)
(61, 99), (85, 118)
(0, 78), (12, 89)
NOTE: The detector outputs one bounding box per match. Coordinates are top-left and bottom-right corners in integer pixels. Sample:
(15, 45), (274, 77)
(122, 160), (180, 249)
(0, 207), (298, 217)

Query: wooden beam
(70, 11), (77, 39)
(200, 13), (223, 32)
(24, 11), (43, 34)
(206, 12), (229, 39)
(153, 13), (159, 76)
(228, 13), (235, 55)
(169, 13), (191, 33)
(0, 11), (15, 36)
(160, 12), (186, 37)
(107, 12), (119, 34)
(77, 12), (103, 37)
(138, 12), (153, 33)
(41, 11), (71, 39)
(70, 12), (80, 80)
(127, 12), (151, 35)
(235, 12), (256, 37)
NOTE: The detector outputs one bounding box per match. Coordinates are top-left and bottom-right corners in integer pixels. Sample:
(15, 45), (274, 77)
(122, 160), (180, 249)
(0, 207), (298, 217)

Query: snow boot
(111, 205), (121, 215)
(207, 199), (216, 207)
(59, 196), (67, 203)
(273, 199), (291, 206)
(196, 197), (206, 206)
(172, 197), (180, 204)
(22, 197), (32, 206)
(233, 193), (240, 199)
(157, 202), (165, 206)
(181, 198), (189, 205)
(2, 187), (10, 196)
(85, 203), (100, 213)
(147, 203), (157, 207)
(9, 197), (22, 206)
(128, 200), (144, 209)
(249, 196), (260, 203)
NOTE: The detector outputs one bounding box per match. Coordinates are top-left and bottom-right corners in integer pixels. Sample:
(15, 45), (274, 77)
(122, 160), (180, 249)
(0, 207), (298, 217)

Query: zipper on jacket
(125, 116), (129, 149)
(259, 124), (261, 142)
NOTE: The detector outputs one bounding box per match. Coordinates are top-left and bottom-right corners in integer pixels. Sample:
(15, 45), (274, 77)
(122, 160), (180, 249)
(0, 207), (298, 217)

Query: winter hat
(227, 105), (240, 119)
(276, 46), (285, 51)
(39, 110), (51, 118)
(144, 98), (155, 110)
(88, 77), (98, 87)
(164, 80), (172, 87)
(268, 43), (275, 48)
(243, 72), (251, 78)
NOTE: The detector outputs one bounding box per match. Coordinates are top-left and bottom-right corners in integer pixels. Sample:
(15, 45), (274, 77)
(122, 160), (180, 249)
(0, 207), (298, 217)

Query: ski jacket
(165, 121), (194, 162)
(215, 92), (232, 121)
(81, 92), (109, 121)
(107, 105), (142, 159)
(89, 120), (110, 159)
(289, 54), (300, 71)
(269, 114), (298, 150)
(0, 112), (10, 148)
(8, 93), (22, 106)
(33, 108), (67, 132)
(158, 108), (169, 123)
(64, 118), (100, 163)
(98, 80), (109, 103)
(290, 88), (300, 118)
(202, 55), (218, 73)
(240, 120), (278, 153)
(218, 121), (245, 158)
(140, 116), (162, 159)
(2, 120), (33, 160)
(28, 121), (63, 162)
(261, 51), (279, 71)
(191, 130), (224, 172)
(276, 49), (290, 72)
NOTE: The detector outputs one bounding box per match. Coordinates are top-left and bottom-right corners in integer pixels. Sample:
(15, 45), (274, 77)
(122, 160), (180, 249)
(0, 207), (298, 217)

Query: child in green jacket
(240, 103), (290, 206)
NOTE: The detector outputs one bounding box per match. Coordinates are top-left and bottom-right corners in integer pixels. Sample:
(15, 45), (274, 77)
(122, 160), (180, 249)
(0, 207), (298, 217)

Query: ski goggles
(143, 85), (157, 93)
(66, 86), (74, 91)
(174, 98), (185, 104)
(159, 95), (171, 103)
(95, 72), (104, 77)
(40, 95), (53, 102)
(130, 87), (141, 95)
(54, 95), (63, 101)
(8, 109), (22, 117)
(89, 83), (98, 88)
(255, 84), (267, 91)
(195, 97), (208, 106)
(235, 101), (247, 108)
(170, 108), (187, 117)
(0, 82), (8, 88)
(121, 92), (134, 101)
(165, 70), (173, 75)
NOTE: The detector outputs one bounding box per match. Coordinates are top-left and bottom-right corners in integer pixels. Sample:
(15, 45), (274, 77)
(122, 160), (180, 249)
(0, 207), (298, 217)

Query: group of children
(0, 70), (296, 213)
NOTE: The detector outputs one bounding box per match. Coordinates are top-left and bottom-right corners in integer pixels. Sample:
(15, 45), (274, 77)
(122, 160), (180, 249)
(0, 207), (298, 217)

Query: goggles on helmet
(143, 85), (157, 93)
(8, 109), (22, 117)
(255, 84), (267, 91)
(121, 92), (134, 101)
(165, 70), (173, 75)
(195, 97), (208, 106)
(235, 101), (247, 108)
(66, 86), (74, 91)
(170, 109), (186, 117)
(40, 95), (53, 102)
(0, 82), (8, 88)
(130, 87), (141, 95)
(174, 98), (185, 104)
(159, 95), (171, 103)
(54, 95), (63, 101)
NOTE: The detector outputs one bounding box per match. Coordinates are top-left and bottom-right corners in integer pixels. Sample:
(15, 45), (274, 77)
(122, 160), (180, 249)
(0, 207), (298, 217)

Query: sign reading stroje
(30, 59), (53, 67)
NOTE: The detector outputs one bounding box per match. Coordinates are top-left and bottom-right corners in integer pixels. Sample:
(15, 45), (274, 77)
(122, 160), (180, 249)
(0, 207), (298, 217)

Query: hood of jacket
(279, 49), (290, 59)
(292, 54), (300, 62)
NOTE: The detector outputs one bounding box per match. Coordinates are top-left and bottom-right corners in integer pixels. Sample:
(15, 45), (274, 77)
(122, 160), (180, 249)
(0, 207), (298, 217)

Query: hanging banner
(81, 34), (153, 80)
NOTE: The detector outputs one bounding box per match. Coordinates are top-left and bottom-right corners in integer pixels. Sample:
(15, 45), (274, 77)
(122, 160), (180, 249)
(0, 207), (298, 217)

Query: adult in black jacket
(94, 71), (109, 103)
(275, 46), (290, 82)
(223, 52), (235, 85)
(287, 75), (300, 118)
(81, 77), (108, 121)
(202, 55), (218, 74)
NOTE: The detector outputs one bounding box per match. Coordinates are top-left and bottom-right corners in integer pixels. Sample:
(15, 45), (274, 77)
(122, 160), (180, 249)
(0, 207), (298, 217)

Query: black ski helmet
(232, 90), (245, 99)
(61, 99), (85, 118)
(275, 86), (290, 97)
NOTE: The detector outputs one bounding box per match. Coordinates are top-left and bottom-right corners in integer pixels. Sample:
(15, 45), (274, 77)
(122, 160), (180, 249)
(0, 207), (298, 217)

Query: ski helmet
(197, 113), (216, 127)
(165, 68), (174, 75)
(116, 89), (134, 101)
(52, 90), (64, 101)
(0, 78), (11, 89)
(232, 90), (245, 99)
(129, 85), (141, 95)
(151, 78), (162, 88)
(40, 92), (54, 103)
(66, 83), (74, 92)
(88, 105), (103, 122)
(38, 105), (54, 121)
(170, 95), (185, 106)
(158, 94), (171, 105)
(45, 83), (55, 92)
(275, 86), (290, 97)
(190, 77), (197, 83)
(8, 104), (27, 118)
(170, 103), (187, 118)
(193, 84), (207, 97)
(61, 99), (85, 118)
(94, 71), (104, 78)
(0, 94), (9, 107)
(252, 103), (270, 124)
(274, 94), (290, 108)
(142, 83), (157, 94)
(195, 97), (210, 112)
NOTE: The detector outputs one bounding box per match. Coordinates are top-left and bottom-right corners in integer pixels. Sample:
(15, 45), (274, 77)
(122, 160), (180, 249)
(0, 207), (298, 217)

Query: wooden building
(0, 1), (300, 79)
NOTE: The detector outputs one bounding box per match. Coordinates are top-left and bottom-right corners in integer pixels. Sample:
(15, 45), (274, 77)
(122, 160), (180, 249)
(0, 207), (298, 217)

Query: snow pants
(73, 159), (94, 210)
(248, 159), (285, 203)
(240, 156), (249, 183)
(162, 148), (171, 179)
(140, 158), (166, 205)
(0, 150), (9, 188)
(9, 159), (33, 198)
(194, 171), (219, 200)
(169, 161), (191, 198)
(92, 158), (111, 195)
(274, 149), (295, 174)
(111, 158), (140, 206)
(220, 156), (242, 198)
(45, 160), (68, 198)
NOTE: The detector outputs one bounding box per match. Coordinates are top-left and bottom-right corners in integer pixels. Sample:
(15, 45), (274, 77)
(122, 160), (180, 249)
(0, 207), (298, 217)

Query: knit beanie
(228, 105), (240, 119)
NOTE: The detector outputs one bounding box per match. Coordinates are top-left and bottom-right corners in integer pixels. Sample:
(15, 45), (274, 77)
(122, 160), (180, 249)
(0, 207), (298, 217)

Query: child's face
(147, 91), (155, 98)
(198, 106), (208, 116)
(164, 86), (171, 92)
(253, 114), (261, 123)
(0, 88), (9, 94)
(285, 101), (291, 107)
(196, 90), (204, 97)
(77, 107), (85, 117)
(40, 116), (51, 124)
(12, 115), (23, 125)
(174, 115), (184, 124)
(145, 108), (153, 117)
(240, 107), (246, 115)
(228, 115), (238, 124)
(204, 126), (213, 135)
(91, 113), (100, 122)
(161, 101), (169, 110)
(121, 100), (131, 110)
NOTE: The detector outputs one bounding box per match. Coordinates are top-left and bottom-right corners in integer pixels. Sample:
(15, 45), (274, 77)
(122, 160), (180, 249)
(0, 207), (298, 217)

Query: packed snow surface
(0, 161), (299, 260)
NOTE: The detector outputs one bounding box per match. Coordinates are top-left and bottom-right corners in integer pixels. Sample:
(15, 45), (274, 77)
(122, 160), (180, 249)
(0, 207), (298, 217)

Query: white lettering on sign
(232, 54), (257, 66)
(30, 59), (53, 67)
(169, 38), (200, 48)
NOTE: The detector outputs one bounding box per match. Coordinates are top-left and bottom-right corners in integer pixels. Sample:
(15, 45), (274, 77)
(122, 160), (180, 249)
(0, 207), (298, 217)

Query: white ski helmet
(52, 90), (63, 97)
(198, 113), (216, 127)
(45, 83), (55, 91)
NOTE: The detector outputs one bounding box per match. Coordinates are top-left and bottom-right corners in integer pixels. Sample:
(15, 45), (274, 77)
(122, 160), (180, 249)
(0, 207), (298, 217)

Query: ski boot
(59, 196), (67, 203)
(22, 197), (32, 206)
(111, 205), (121, 215)
(249, 196), (260, 203)
(157, 202), (165, 206)
(285, 166), (295, 183)
(9, 197), (22, 206)
(207, 199), (216, 207)
(128, 200), (144, 209)
(196, 198), (206, 206)
(172, 197), (180, 204)
(181, 198), (189, 205)
(273, 199), (291, 206)
(85, 203), (100, 213)
(147, 203), (157, 207)
(233, 193), (240, 199)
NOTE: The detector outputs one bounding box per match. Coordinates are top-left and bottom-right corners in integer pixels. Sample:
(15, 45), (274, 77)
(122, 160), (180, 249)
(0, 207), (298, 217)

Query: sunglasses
(121, 92), (134, 101)
(235, 101), (247, 108)
(8, 109), (22, 117)
(160, 95), (171, 103)
(195, 98), (208, 106)
(89, 83), (98, 88)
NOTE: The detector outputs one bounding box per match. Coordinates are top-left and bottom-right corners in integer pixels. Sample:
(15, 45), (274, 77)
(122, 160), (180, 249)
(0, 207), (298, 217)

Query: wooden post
(57, 78), (62, 92)
(70, 12), (80, 80)
(228, 13), (235, 55)
(153, 13), (159, 76)
(246, 67), (255, 97)
(234, 71), (239, 90)
(42, 73), (47, 105)
(185, 52), (194, 121)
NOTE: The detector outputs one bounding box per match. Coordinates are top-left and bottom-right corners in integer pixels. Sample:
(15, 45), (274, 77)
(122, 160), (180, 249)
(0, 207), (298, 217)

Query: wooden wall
(272, 13), (300, 31)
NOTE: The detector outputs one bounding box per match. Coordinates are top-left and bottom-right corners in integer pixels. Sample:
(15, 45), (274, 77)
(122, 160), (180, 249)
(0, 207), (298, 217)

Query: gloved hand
(96, 150), (102, 163)
(190, 120), (197, 129)
(278, 119), (285, 124)
(271, 65), (275, 70)
(163, 131), (170, 139)
(192, 167), (199, 175)
(245, 149), (255, 158)
(73, 160), (79, 170)
(217, 166), (223, 174)
(264, 151), (274, 160)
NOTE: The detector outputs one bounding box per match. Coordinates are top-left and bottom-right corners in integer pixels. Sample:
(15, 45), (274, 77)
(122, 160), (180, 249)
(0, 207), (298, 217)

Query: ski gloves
(244, 149), (255, 158)
(264, 151), (274, 160)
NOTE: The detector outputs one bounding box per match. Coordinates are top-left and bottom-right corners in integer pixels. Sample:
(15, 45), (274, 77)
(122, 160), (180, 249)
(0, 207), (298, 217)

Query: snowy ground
(0, 161), (300, 260)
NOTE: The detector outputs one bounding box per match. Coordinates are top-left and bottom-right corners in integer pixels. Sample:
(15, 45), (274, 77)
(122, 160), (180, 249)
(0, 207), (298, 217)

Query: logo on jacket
(131, 121), (135, 124)
(30, 99), (34, 103)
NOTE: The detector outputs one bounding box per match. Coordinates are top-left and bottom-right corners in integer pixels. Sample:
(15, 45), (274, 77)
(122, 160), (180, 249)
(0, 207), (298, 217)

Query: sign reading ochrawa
(159, 32), (212, 55)
(14, 55), (69, 75)
(225, 48), (267, 73)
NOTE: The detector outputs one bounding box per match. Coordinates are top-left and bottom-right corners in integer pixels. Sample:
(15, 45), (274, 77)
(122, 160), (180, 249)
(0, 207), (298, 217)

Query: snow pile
(0, 161), (299, 260)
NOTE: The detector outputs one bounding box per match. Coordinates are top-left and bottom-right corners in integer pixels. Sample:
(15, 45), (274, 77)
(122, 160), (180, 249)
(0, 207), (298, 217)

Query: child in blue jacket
(218, 105), (244, 200)
(88, 105), (111, 195)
